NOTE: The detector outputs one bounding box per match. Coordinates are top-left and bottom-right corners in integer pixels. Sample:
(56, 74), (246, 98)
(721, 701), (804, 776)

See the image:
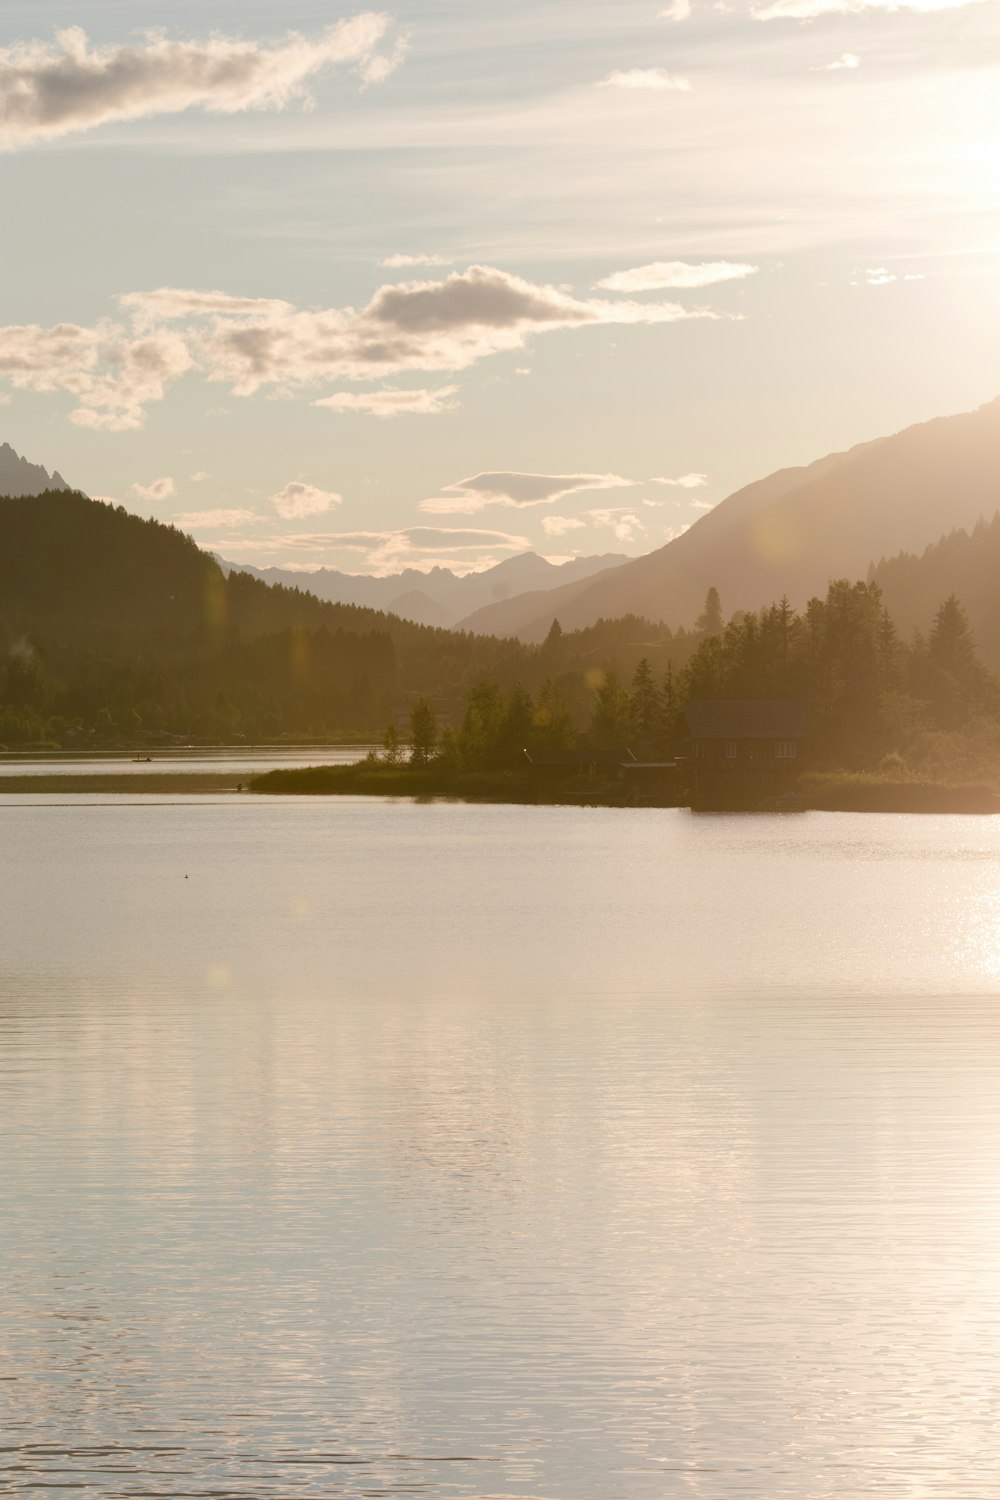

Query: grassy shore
(250, 762), (613, 804)
(251, 761), (1000, 813)
(800, 771), (999, 813)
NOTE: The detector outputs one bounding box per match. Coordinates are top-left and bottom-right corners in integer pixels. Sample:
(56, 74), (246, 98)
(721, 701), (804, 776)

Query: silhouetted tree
(590, 670), (630, 752)
(695, 586), (723, 636)
(382, 722), (403, 764)
(629, 658), (661, 741)
(409, 698), (437, 765)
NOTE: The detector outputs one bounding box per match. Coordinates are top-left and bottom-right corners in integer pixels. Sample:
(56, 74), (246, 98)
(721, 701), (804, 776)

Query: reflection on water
(0, 745), (376, 778)
(2, 801), (1000, 1497)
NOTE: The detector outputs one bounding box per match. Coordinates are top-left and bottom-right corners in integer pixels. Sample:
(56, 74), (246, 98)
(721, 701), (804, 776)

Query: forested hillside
(0, 491), (687, 746)
(872, 517), (1000, 670)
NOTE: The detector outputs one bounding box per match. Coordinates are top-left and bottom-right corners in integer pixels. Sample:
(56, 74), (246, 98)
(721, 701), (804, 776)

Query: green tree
(532, 679), (576, 752)
(695, 586), (723, 636)
(382, 722), (403, 765)
(928, 595), (977, 677)
(629, 658), (661, 741)
(540, 618), (565, 670)
(409, 698), (438, 766)
(590, 670), (631, 753)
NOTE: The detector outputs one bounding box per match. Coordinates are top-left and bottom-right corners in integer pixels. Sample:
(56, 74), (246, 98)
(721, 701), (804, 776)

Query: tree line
(375, 580), (1000, 780)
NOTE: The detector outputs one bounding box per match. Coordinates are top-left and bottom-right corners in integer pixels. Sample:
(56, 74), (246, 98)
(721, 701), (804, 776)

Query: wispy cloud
(217, 525), (531, 574)
(379, 253), (453, 269)
(755, 0), (979, 16)
(541, 515), (587, 536)
(822, 53), (861, 70)
(270, 482), (343, 518)
(421, 471), (637, 515)
(598, 69), (691, 92)
(0, 19), (404, 151)
(652, 471), (709, 488)
(315, 385), (459, 418)
(660, 0), (693, 18)
(176, 508), (259, 528)
(600, 263), (756, 292)
(132, 476), (175, 502)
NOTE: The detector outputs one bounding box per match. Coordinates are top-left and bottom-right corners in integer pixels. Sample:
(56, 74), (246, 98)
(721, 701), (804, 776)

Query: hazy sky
(1, 0), (998, 574)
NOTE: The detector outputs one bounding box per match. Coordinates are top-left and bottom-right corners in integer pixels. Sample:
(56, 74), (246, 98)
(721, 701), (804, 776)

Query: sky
(0, 0), (998, 576)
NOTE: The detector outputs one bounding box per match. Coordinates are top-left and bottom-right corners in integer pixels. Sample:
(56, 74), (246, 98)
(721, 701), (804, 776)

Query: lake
(3, 791), (1000, 1497)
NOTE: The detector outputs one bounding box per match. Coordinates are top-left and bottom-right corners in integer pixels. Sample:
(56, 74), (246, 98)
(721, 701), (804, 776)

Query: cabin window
(775, 741), (797, 759)
(725, 741), (738, 760)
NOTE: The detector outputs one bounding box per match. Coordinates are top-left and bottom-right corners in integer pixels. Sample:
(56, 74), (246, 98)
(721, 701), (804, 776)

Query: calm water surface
(0, 746), (375, 778)
(3, 796), (1000, 1498)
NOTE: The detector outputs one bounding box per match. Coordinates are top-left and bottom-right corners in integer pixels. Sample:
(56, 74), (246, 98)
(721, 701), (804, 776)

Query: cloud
(588, 507), (646, 544)
(0, 19), (404, 151)
(600, 263), (757, 292)
(421, 470), (637, 514)
(176, 508), (259, 528)
(0, 266), (722, 431)
(823, 53), (861, 70)
(862, 267), (896, 284)
(190, 470), (211, 482)
(755, 0), (979, 16)
(661, 0), (693, 17)
(690, 498), (718, 511)
(132, 475), (175, 502)
(379, 253), (453, 269)
(121, 289), (295, 324)
(598, 69), (691, 92)
(652, 471), (709, 488)
(0, 320), (193, 430)
(542, 515), (587, 536)
(172, 265), (715, 394)
(217, 525), (531, 574)
(314, 384), (459, 417)
(271, 481), (343, 518)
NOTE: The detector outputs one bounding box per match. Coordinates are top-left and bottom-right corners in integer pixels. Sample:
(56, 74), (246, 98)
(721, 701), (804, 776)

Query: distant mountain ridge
(457, 399), (1000, 641)
(219, 551), (630, 629)
(0, 442), (72, 497)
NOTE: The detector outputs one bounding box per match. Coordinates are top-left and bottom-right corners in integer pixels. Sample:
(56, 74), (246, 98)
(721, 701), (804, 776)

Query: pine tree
(382, 722), (403, 765)
(629, 658), (661, 742)
(409, 698), (438, 766)
(590, 670), (631, 753)
(695, 586), (723, 636)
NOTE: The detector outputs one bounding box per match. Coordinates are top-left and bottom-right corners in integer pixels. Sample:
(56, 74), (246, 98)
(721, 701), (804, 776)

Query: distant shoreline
(1, 767), (996, 814)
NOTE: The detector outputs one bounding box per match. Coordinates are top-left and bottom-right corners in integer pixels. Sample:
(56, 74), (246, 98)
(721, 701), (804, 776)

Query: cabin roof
(683, 698), (807, 740)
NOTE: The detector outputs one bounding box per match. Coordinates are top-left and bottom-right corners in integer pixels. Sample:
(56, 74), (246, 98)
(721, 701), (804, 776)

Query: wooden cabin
(682, 699), (807, 808)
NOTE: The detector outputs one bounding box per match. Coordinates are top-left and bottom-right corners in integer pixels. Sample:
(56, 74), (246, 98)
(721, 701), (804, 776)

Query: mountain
(457, 398), (1000, 641)
(0, 490), (543, 741)
(872, 514), (1000, 670)
(220, 550), (630, 628)
(0, 441), (72, 497)
(0, 491), (665, 746)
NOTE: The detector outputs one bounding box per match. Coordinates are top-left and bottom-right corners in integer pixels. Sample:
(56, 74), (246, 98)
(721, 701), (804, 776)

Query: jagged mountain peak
(0, 442), (74, 497)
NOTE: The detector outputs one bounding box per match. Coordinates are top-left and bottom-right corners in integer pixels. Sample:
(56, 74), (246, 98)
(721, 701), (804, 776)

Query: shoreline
(1, 768), (996, 814)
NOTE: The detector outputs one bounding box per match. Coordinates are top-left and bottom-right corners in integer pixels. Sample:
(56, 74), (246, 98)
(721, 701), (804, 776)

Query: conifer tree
(695, 586), (723, 636)
(409, 698), (438, 766)
(629, 658), (661, 741)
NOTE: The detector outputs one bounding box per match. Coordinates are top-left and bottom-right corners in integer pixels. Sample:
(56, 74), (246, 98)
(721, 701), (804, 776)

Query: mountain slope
(459, 399), (1000, 641)
(0, 491), (543, 739)
(222, 550), (630, 627)
(0, 442), (72, 497)
(872, 514), (1000, 669)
